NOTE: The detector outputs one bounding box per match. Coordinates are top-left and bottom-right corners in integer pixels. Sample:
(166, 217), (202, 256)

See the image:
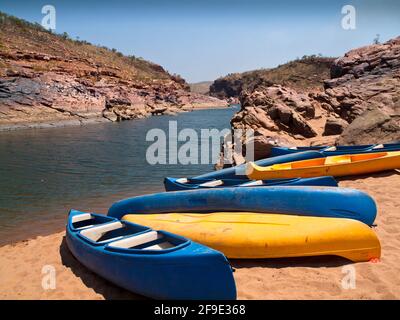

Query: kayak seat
(107, 231), (171, 250)
(107, 231), (182, 251)
(108, 231), (160, 249)
(271, 163), (292, 170)
(325, 156), (351, 165)
(241, 180), (264, 187)
(199, 180), (224, 187)
(71, 213), (114, 231)
(79, 221), (148, 243)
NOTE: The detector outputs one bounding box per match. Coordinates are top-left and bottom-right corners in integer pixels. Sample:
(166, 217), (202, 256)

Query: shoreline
(0, 105), (237, 248)
(0, 103), (232, 132)
(1, 171), (399, 299)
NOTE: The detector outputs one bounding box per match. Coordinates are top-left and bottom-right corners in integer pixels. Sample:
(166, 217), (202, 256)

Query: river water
(0, 106), (238, 245)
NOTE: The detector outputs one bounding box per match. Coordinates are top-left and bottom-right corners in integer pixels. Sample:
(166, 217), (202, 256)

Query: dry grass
(0, 11), (176, 83)
(189, 81), (213, 94)
(210, 56), (336, 98)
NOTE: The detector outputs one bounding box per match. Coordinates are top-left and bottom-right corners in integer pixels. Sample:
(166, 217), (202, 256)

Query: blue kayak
(193, 150), (325, 180)
(164, 176), (338, 192)
(271, 142), (400, 157)
(108, 186), (377, 226)
(66, 209), (236, 300)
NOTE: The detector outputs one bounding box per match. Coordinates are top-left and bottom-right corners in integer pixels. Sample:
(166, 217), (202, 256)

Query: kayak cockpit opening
(79, 221), (149, 244)
(350, 152), (388, 162)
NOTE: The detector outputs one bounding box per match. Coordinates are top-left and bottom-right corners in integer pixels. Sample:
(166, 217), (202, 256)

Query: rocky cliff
(221, 37), (400, 164)
(189, 81), (213, 95)
(0, 12), (226, 130)
(209, 56), (335, 100)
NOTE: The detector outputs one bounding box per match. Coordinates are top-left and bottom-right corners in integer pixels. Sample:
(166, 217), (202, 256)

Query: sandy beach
(0, 171), (399, 300)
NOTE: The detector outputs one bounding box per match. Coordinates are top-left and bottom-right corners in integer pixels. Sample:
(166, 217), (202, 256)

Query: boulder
(291, 112), (317, 138)
(244, 134), (292, 161)
(323, 117), (348, 136)
(337, 109), (400, 145)
(102, 109), (118, 122)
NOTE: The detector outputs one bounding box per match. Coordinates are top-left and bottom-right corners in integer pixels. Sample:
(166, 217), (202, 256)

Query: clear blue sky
(1, 0), (399, 82)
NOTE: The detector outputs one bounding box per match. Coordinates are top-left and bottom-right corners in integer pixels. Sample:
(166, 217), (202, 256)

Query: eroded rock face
(235, 85), (318, 137)
(337, 109), (400, 145)
(322, 37), (400, 122)
(229, 84), (321, 160)
(224, 36), (400, 163)
(0, 66), (227, 129)
(0, 19), (227, 130)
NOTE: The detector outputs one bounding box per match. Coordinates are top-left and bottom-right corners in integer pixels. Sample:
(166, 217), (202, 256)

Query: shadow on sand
(336, 169), (399, 183)
(59, 236), (147, 300)
(230, 255), (353, 270)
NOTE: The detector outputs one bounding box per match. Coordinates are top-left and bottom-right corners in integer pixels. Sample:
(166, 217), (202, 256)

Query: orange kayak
(246, 151), (400, 179)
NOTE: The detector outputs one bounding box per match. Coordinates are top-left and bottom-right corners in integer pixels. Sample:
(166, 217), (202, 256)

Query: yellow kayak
(246, 151), (400, 179)
(122, 212), (381, 262)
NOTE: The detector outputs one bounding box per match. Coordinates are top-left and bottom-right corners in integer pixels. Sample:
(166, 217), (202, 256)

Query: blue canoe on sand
(66, 209), (236, 300)
(164, 176), (338, 192)
(271, 142), (400, 157)
(108, 186), (377, 226)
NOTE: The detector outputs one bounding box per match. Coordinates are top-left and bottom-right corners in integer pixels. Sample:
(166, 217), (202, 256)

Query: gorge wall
(216, 37), (400, 163)
(0, 12), (226, 130)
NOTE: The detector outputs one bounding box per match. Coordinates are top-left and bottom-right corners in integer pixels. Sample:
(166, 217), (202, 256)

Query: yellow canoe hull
(122, 213), (381, 262)
(247, 151), (400, 179)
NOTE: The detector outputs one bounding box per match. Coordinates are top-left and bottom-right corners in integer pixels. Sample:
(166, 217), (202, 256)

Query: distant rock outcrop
(189, 81), (213, 95)
(0, 12), (227, 130)
(210, 56), (335, 99)
(222, 36), (400, 164)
